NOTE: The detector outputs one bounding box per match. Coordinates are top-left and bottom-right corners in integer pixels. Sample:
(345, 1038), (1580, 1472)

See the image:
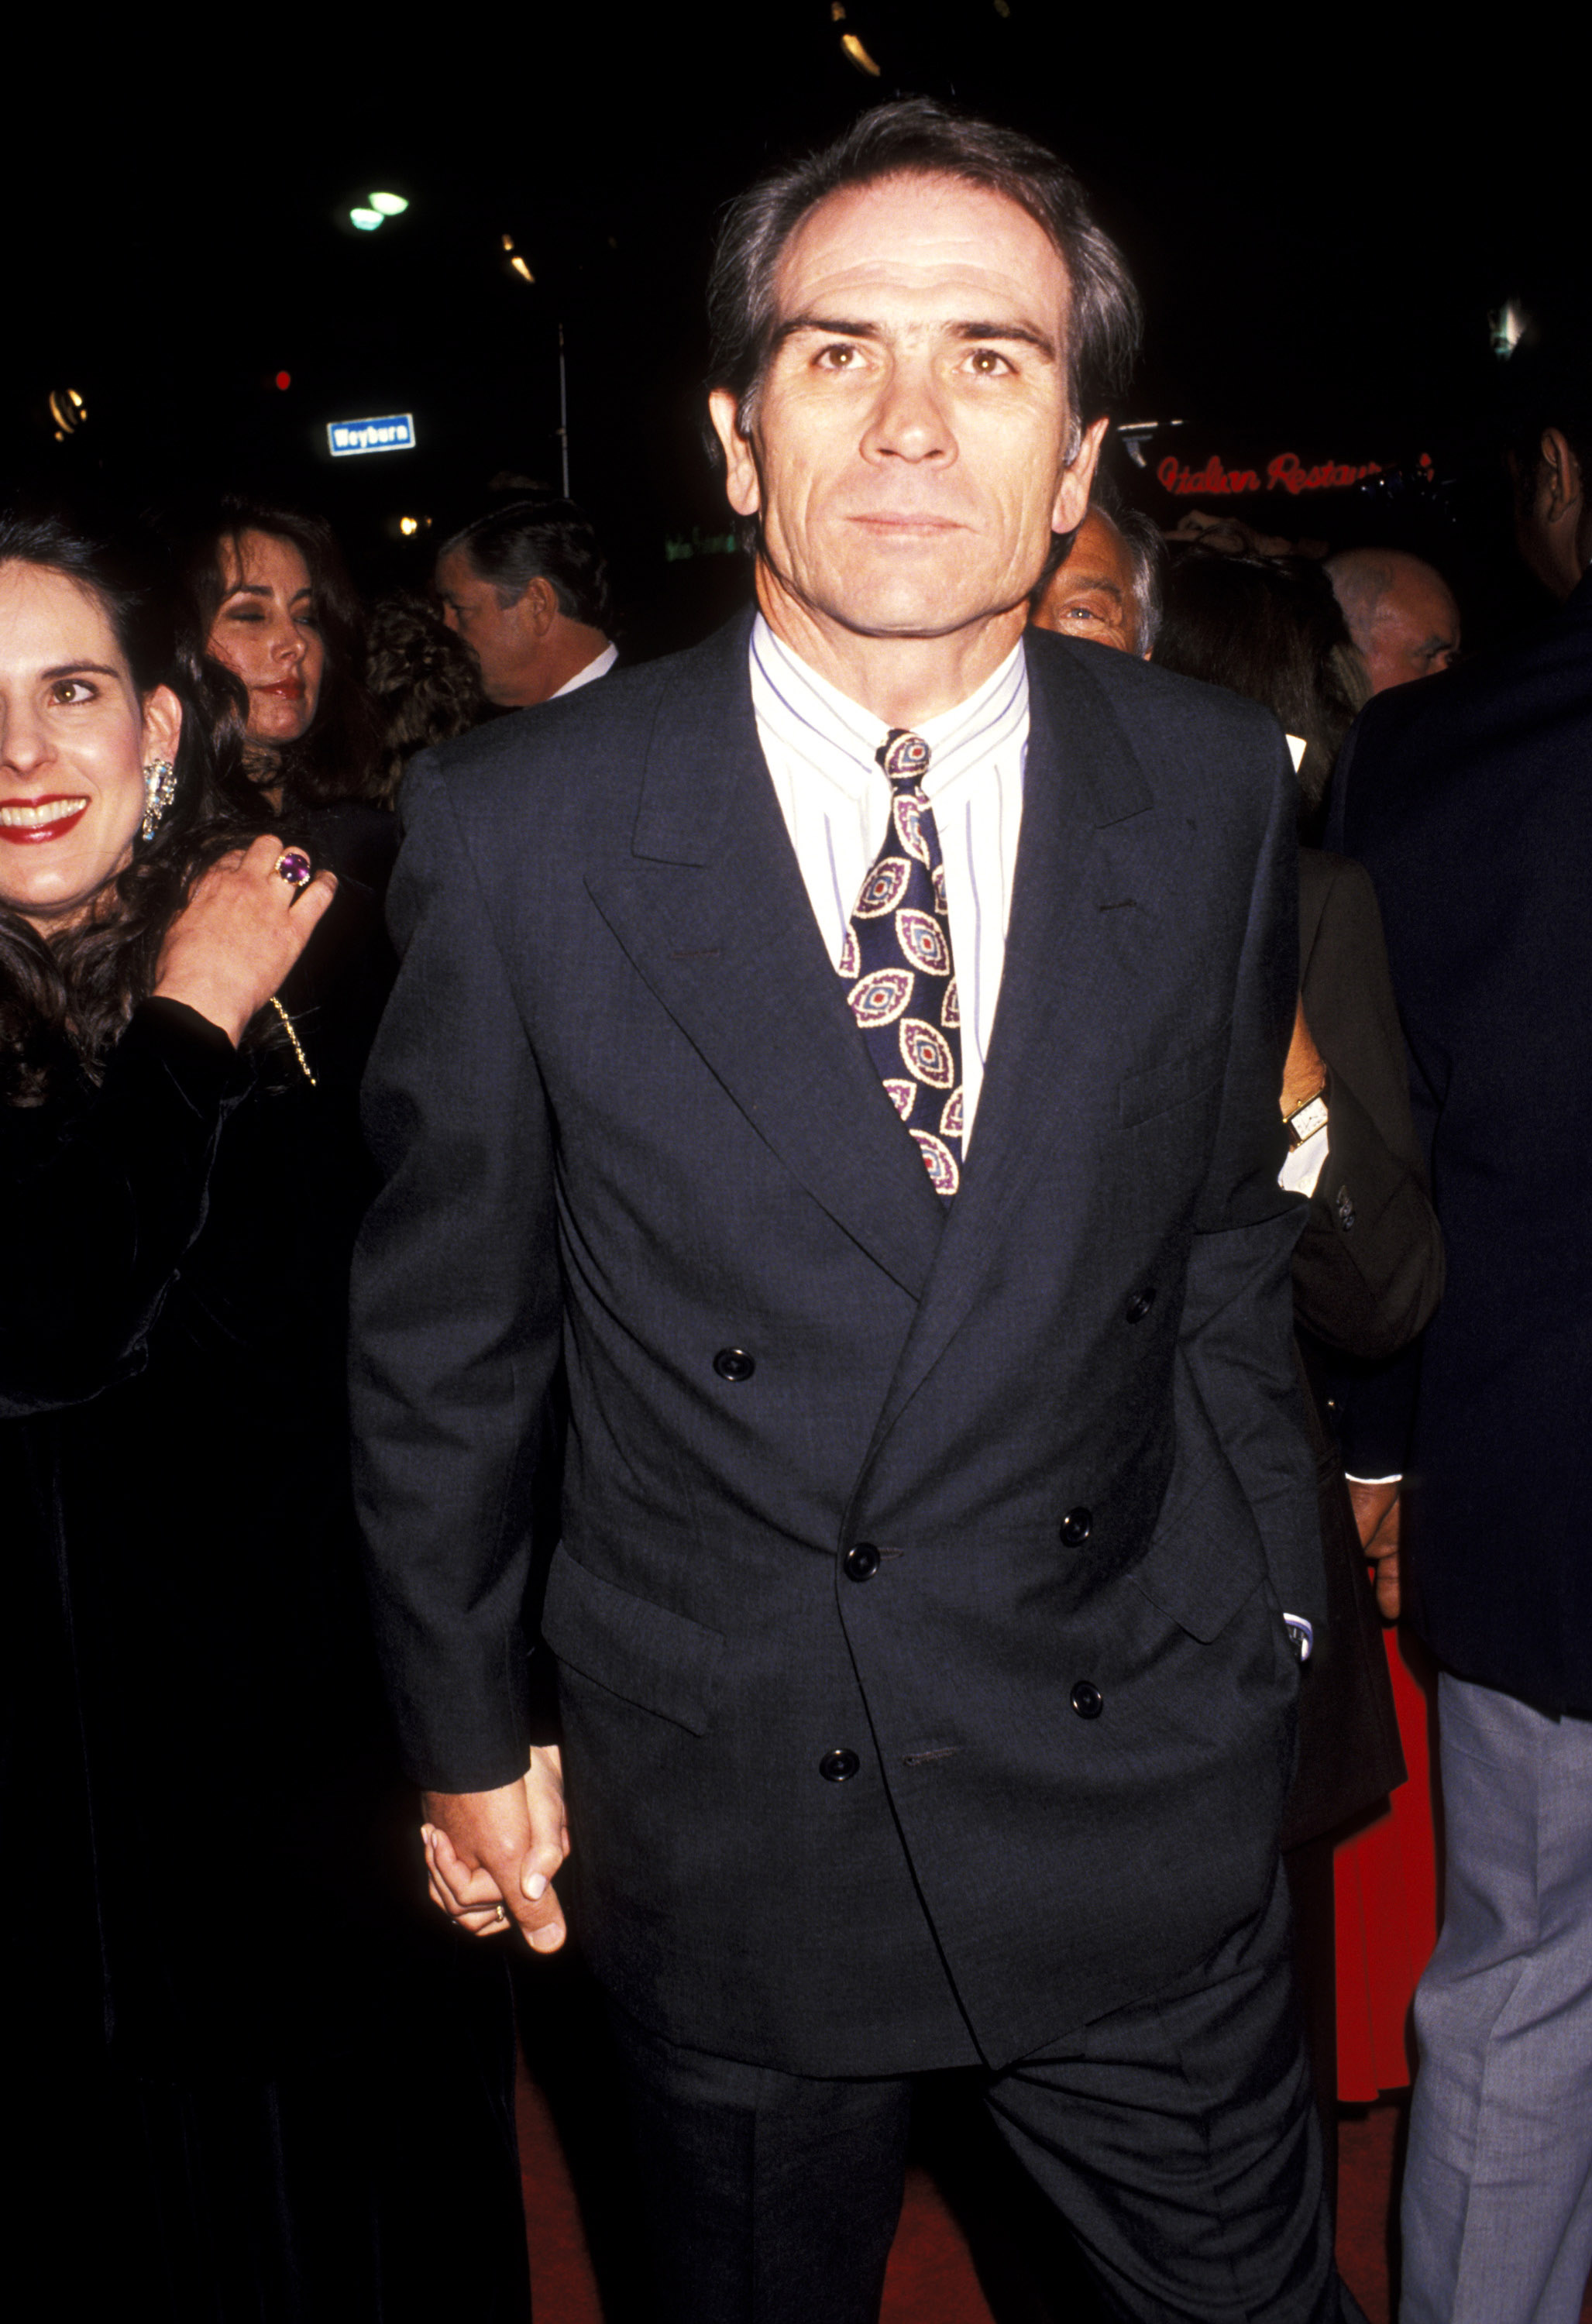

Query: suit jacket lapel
(585, 616), (946, 1300)
(868, 641), (1159, 1440)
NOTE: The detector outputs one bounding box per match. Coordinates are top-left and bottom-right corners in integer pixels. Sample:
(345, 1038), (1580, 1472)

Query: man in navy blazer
(351, 101), (1348, 2323)
(1328, 373), (1592, 2324)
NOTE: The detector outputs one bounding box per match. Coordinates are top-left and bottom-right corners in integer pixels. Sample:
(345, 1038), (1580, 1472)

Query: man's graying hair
(438, 499), (612, 634)
(707, 98), (1142, 462)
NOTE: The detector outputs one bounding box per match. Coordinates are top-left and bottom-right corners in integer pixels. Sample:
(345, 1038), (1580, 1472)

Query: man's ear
(1050, 414), (1111, 536)
(520, 576), (559, 640)
(1541, 428), (1583, 523)
(140, 684), (183, 770)
(709, 389), (762, 520)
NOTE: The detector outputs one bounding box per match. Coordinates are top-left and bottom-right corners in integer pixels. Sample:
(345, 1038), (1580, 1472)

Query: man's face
(435, 551), (538, 706)
(1030, 509), (1143, 655)
(710, 172), (1104, 646)
(1360, 561), (1461, 693)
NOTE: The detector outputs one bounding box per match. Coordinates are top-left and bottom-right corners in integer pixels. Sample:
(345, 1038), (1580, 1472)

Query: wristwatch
(1285, 1085), (1329, 1150)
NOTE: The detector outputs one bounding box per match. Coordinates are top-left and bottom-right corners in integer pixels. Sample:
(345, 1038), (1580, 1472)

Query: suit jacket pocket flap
(1119, 1022), (1231, 1129)
(1127, 1387), (1267, 1642)
(541, 1545), (724, 1735)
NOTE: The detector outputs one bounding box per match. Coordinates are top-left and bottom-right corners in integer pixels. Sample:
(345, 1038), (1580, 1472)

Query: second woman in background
(184, 494), (395, 889)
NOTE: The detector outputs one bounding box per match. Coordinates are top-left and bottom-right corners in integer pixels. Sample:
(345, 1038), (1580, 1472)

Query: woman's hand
(152, 835), (336, 1046)
(1348, 1477), (1401, 1621)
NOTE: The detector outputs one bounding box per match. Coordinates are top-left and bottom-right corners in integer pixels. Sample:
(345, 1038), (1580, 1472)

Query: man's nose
(440, 603), (460, 633)
(861, 359), (954, 464)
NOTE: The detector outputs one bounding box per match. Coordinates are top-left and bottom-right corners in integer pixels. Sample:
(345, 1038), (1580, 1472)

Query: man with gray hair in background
(1030, 486), (1164, 657)
(435, 496), (617, 709)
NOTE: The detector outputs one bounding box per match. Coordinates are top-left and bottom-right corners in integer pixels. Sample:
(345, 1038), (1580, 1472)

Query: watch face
(1288, 1094), (1329, 1147)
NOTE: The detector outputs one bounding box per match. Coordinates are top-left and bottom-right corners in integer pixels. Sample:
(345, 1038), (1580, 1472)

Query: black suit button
(844, 1542), (881, 1582)
(1071, 1680), (1104, 1720)
(1060, 1508), (1092, 1545)
(713, 1347), (755, 1382)
(1125, 1288), (1156, 1323)
(819, 1748), (861, 1783)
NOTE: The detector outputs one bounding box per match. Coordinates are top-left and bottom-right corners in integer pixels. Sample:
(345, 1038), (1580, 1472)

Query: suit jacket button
(713, 1347), (755, 1382)
(1125, 1289), (1156, 1323)
(1071, 1680), (1104, 1720)
(819, 1748), (861, 1783)
(1060, 1508), (1092, 1545)
(844, 1543), (880, 1582)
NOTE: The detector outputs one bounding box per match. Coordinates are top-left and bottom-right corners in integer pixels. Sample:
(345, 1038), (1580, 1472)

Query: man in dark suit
(352, 101), (1353, 2323)
(1327, 366), (1592, 2323)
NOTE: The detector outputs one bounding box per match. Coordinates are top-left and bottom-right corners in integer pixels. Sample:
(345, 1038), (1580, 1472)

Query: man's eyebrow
(773, 315), (883, 349)
(1061, 576), (1125, 602)
(40, 661), (122, 682)
(773, 315), (1058, 358)
(952, 320), (1057, 357)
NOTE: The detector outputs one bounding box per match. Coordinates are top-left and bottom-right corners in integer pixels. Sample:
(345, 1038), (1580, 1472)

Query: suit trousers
(1401, 1673), (1592, 2324)
(606, 1864), (1363, 2324)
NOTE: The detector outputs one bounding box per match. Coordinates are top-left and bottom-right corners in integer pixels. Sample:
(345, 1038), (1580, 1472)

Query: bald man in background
(1326, 548), (1460, 694)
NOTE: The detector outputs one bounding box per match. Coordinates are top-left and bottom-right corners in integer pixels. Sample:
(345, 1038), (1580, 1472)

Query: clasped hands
(421, 1746), (569, 1951)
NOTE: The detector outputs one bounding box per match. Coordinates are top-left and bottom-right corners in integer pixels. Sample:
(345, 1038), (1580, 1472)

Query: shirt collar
(750, 613), (1028, 794)
(551, 640), (618, 698)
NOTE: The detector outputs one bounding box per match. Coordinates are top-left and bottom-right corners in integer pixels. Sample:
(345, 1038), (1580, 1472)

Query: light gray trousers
(1401, 1672), (1592, 2323)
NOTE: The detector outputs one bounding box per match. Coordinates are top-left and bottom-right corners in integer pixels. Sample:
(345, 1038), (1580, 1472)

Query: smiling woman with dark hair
(0, 502), (527, 2317)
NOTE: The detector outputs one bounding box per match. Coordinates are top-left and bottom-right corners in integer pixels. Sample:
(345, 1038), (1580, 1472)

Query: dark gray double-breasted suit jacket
(349, 614), (1324, 2078)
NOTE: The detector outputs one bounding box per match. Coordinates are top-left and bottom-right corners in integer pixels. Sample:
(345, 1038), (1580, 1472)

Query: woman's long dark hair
(0, 504), (253, 1105)
(1153, 548), (1370, 833)
(181, 496), (384, 813)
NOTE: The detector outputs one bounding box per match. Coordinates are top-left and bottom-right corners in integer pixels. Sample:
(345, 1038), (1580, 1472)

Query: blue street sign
(327, 412), (416, 457)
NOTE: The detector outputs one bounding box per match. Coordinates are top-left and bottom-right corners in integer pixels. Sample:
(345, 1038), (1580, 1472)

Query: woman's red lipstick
(0, 795), (91, 844)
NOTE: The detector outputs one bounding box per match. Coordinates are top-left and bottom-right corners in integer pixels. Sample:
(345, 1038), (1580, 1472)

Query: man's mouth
(848, 514), (963, 529)
(0, 796), (91, 844)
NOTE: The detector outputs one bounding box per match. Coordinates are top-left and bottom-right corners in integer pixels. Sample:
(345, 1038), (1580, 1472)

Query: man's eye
(965, 349), (1012, 376)
(1061, 603), (1104, 625)
(816, 344), (861, 370)
(49, 679), (95, 704)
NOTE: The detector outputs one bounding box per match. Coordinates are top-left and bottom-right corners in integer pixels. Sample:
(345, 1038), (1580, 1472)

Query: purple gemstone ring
(273, 847), (313, 891)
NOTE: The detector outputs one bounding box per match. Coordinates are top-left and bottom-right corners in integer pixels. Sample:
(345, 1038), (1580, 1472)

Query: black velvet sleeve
(1291, 851), (1445, 1360)
(0, 1000), (248, 1415)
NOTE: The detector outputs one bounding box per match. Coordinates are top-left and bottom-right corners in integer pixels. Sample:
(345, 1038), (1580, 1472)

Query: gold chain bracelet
(269, 995), (318, 1087)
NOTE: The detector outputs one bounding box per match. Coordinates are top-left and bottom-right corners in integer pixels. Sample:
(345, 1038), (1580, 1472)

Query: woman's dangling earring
(141, 758), (177, 840)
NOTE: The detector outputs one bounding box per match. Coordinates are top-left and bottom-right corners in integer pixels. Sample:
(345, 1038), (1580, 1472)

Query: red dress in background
(1334, 1625), (1440, 2099)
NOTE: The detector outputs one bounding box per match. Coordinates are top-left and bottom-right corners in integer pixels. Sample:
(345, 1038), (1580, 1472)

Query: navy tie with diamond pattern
(839, 728), (963, 1202)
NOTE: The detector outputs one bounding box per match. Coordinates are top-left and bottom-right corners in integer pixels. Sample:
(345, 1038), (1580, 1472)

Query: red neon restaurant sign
(1157, 452), (1394, 497)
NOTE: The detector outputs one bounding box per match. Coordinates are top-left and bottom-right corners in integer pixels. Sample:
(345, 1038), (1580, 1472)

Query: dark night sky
(5, 6), (1580, 637)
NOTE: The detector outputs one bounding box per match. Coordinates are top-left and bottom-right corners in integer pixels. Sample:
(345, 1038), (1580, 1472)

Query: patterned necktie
(838, 728), (963, 1202)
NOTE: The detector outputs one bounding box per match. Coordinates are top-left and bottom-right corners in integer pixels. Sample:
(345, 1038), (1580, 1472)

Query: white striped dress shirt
(748, 614), (1029, 1145)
